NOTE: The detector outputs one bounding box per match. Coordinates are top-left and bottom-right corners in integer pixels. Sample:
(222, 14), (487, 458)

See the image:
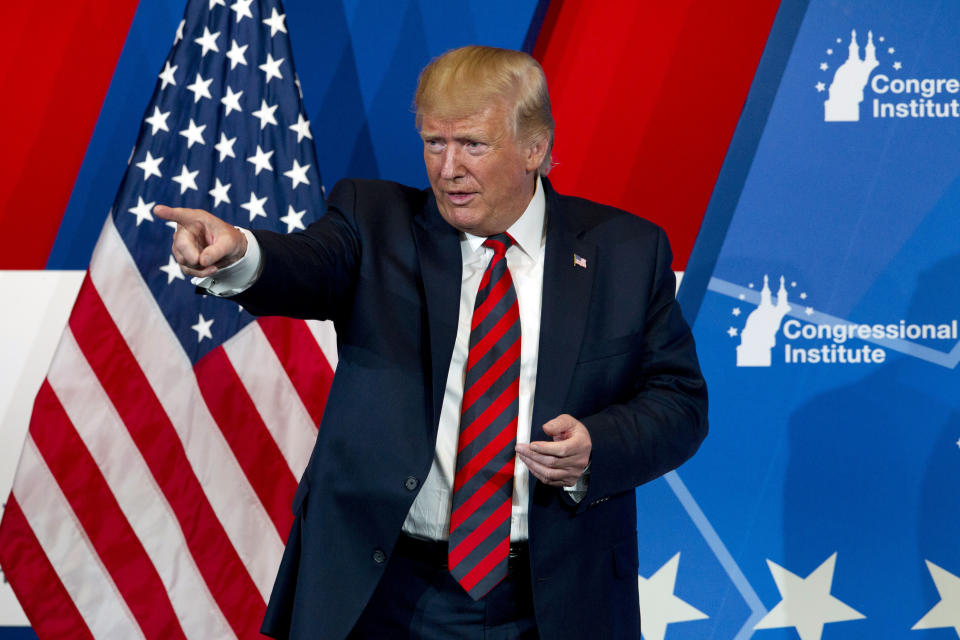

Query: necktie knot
(483, 233), (513, 258)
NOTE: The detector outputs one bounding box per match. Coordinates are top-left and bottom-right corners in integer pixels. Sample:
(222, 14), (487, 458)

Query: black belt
(395, 532), (529, 575)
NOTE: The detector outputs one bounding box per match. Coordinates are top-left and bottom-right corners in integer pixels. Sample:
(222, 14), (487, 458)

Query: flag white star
(280, 205), (306, 232)
(732, 308), (741, 316)
(191, 313), (214, 342)
(283, 159), (310, 189)
(136, 151), (163, 181)
(754, 553), (865, 640)
(209, 0), (225, 8)
(187, 72), (213, 103)
(159, 61), (178, 89)
(174, 20), (185, 44)
(226, 39), (248, 69)
(208, 178), (232, 207)
(127, 196), (156, 226)
(727, 327), (738, 337)
(247, 145), (275, 175)
(178, 118), (207, 148)
(172, 164), (200, 194)
(252, 99), (279, 129)
(160, 255), (185, 284)
(815, 82), (826, 92)
(805, 307), (814, 315)
(637, 553), (708, 640)
(194, 26), (220, 57)
(230, 0), (253, 22)
(221, 86), (243, 116)
(912, 560), (960, 634)
(263, 8), (287, 36)
(215, 133), (237, 161)
(819, 62), (829, 71)
(240, 191), (268, 221)
(289, 113), (313, 142)
(259, 53), (285, 84)
(145, 106), (170, 135)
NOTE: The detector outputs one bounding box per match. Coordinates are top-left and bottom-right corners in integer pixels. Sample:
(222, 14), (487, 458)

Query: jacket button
(373, 549), (386, 564)
(404, 476), (419, 491)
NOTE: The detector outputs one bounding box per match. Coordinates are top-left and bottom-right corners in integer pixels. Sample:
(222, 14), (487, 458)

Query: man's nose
(439, 147), (463, 179)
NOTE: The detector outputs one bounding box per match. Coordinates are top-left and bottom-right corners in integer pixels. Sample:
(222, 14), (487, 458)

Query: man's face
(420, 102), (544, 237)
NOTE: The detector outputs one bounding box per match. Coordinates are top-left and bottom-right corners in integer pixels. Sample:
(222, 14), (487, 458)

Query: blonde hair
(414, 46), (555, 174)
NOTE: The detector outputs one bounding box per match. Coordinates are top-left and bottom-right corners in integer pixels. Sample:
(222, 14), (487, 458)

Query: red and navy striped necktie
(448, 233), (521, 600)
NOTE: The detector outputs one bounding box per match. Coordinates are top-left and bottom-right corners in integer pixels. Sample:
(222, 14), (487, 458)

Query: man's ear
(525, 135), (549, 172)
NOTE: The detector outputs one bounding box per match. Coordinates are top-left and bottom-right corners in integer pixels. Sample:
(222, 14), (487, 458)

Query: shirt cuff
(562, 461), (591, 503)
(191, 228), (262, 296)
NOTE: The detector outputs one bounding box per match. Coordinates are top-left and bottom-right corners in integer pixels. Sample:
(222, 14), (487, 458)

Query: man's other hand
(154, 205), (247, 278)
(516, 414), (591, 487)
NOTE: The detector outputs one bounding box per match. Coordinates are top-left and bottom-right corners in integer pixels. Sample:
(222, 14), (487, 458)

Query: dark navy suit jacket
(236, 177), (708, 640)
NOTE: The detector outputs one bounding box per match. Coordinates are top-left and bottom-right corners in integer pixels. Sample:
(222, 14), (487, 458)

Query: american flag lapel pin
(573, 253), (587, 269)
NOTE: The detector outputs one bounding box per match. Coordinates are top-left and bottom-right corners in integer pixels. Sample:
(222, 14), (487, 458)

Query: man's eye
(425, 140), (444, 151)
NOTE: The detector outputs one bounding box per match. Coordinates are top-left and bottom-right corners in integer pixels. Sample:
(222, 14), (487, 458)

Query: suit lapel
(531, 181), (596, 445)
(411, 194), (462, 429)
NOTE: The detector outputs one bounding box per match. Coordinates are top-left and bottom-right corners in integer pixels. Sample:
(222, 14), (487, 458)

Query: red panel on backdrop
(0, 1), (139, 269)
(534, 0), (780, 270)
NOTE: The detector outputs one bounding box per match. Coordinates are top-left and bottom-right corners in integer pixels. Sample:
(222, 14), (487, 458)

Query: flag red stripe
(449, 457), (514, 531)
(448, 499), (511, 570)
(68, 278), (266, 637)
(195, 346), (298, 538)
(0, 496), (94, 640)
(461, 337), (521, 415)
(30, 380), (187, 639)
(257, 316), (333, 428)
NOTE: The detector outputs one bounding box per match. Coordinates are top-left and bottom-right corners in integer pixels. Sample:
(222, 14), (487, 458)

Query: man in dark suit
(157, 46), (707, 640)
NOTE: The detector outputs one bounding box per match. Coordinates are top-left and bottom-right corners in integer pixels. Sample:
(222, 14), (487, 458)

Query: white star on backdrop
(819, 62), (828, 71)
(799, 292), (807, 300)
(240, 191), (268, 221)
(186, 72), (213, 103)
(732, 308), (741, 316)
(172, 164), (200, 194)
(893, 61), (902, 70)
(159, 62), (178, 89)
(259, 53), (285, 84)
(754, 553), (864, 640)
(912, 560), (960, 635)
(284, 159), (310, 189)
(145, 107), (170, 135)
(826, 48), (833, 55)
(805, 307), (814, 316)
(727, 327), (738, 337)
(208, 178), (232, 207)
(194, 26), (220, 57)
(815, 82), (826, 92)
(263, 8), (287, 36)
(280, 205), (306, 232)
(252, 99), (279, 129)
(127, 196), (155, 226)
(191, 314), (214, 342)
(226, 39), (248, 69)
(160, 255), (186, 284)
(221, 86), (244, 116)
(230, 0), (253, 22)
(637, 553), (707, 640)
(888, 47), (895, 54)
(247, 145), (275, 175)
(289, 113), (313, 142)
(215, 133), (237, 161)
(136, 151), (163, 181)
(179, 118), (207, 148)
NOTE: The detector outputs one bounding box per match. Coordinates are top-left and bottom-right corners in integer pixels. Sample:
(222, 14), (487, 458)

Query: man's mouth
(446, 191), (476, 205)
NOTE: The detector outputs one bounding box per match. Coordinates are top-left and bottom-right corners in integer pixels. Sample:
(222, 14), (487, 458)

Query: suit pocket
(612, 534), (639, 579)
(577, 331), (643, 364)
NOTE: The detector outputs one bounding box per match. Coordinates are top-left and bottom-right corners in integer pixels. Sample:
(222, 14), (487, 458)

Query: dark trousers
(348, 534), (539, 639)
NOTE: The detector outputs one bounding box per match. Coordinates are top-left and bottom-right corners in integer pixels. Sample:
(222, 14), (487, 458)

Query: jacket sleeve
(577, 228), (708, 510)
(231, 180), (362, 320)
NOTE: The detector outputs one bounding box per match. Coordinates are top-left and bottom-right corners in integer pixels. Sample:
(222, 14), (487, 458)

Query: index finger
(153, 204), (205, 226)
(527, 439), (572, 458)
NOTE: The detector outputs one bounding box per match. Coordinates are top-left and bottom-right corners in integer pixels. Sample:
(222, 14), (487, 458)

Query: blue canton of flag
(120, 0), (323, 363)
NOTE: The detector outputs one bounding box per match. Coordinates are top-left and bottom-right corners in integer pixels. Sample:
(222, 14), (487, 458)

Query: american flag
(0, 0), (335, 637)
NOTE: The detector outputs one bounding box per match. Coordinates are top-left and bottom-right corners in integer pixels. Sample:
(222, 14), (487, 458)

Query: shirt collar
(463, 175), (546, 260)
